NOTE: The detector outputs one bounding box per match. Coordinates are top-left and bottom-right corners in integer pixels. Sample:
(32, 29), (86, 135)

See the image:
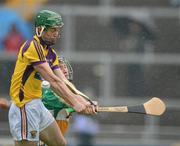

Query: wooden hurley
(97, 97), (166, 116)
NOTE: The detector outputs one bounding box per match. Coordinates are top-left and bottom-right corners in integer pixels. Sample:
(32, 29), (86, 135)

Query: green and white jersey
(41, 81), (75, 118)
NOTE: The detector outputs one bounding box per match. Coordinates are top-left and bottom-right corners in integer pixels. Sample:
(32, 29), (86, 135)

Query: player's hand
(73, 101), (86, 113)
(80, 104), (97, 115)
(87, 100), (98, 113)
(72, 95), (89, 113)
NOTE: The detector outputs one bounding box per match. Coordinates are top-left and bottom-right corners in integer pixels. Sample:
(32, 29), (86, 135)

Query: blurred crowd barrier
(0, 0), (180, 146)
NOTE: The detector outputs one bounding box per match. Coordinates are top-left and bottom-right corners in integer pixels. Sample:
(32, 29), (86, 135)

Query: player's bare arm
(54, 68), (97, 114)
(34, 62), (86, 113)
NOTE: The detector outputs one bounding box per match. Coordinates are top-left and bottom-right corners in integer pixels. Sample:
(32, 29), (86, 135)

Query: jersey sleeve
(51, 49), (60, 70)
(23, 40), (46, 66)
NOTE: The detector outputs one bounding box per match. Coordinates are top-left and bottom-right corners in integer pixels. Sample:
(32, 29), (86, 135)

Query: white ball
(41, 80), (50, 88)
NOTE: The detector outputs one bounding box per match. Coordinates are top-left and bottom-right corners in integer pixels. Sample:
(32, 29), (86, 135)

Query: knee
(61, 139), (67, 146)
(55, 139), (67, 146)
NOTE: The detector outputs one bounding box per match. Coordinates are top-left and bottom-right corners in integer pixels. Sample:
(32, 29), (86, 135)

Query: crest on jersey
(30, 130), (37, 138)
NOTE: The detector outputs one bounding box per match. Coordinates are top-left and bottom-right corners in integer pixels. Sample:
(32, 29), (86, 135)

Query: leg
(56, 119), (69, 136)
(9, 100), (51, 146)
(14, 140), (38, 146)
(56, 109), (70, 135)
(40, 120), (67, 146)
(9, 103), (39, 146)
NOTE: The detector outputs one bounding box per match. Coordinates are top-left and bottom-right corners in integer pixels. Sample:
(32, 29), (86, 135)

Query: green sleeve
(42, 87), (69, 111)
(66, 108), (75, 114)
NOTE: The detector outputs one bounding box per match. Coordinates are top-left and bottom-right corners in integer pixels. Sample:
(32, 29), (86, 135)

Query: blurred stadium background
(0, 0), (180, 146)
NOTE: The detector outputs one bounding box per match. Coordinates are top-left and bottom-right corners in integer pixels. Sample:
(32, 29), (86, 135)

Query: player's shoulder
(20, 36), (38, 51)
(17, 38), (34, 57)
(32, 36), (42, 49)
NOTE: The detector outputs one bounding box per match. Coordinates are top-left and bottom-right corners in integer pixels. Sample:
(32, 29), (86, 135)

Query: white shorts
(8, 99), (55, 141)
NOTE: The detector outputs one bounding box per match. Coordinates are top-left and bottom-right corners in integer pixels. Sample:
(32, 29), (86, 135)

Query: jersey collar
(33, 35), (49, 49)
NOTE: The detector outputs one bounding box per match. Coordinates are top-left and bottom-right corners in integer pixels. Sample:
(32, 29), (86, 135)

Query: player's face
(42, 26), (61, 45)
(60, 63), (69, 79)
